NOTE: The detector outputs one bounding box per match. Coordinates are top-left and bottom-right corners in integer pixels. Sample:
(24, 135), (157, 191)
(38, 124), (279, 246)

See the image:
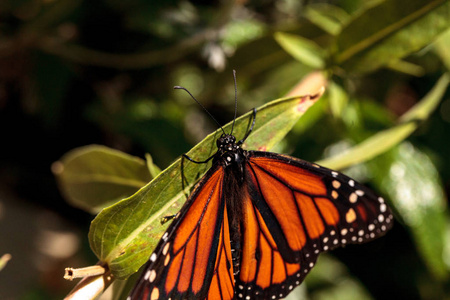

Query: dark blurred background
(0, 0), (449, 299)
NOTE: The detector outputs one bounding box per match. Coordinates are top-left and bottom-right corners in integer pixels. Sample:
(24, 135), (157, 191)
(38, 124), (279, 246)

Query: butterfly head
(217, 134), (238, 152)
(215, 133), (246, 167)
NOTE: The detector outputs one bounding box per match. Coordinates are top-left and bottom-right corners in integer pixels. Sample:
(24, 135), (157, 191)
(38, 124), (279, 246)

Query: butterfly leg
(181, 153), (217, 198)
(180, 154), (190, 198)
(182, 152), (217, 164)
(160, 214), (177, 224)
(237, 108), (257, 145)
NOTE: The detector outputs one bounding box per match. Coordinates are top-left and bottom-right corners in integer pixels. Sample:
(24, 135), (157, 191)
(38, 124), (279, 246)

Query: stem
(64, 266), (113, 300)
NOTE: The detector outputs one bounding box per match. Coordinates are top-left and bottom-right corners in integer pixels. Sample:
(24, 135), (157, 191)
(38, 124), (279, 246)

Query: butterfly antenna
(230, 70), (238, 135)
(174, 86), (225, 135)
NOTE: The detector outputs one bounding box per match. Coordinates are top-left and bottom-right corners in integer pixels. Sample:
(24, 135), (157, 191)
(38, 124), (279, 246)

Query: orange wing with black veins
(129, 167), (235, 300)
(233, 152), (393, 300)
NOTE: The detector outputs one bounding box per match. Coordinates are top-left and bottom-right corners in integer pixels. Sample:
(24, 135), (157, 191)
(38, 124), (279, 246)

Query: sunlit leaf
(386, 59), (425, 76)
(327, 81), (348, 118)
(303, 3), (350, 35)
(88, 90), (324, 279)
(53, 145), (153, 213)
(318, 73), (449, 170)
(274, 32), (326, 69)
(222, 19), (266, 49)
(434, 28), (450, 71)
(334, 0), (450, 74)
(371, 143), (448, 279)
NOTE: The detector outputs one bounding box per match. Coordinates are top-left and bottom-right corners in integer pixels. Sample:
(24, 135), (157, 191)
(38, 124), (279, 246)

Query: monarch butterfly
(128, 73), (393, 300)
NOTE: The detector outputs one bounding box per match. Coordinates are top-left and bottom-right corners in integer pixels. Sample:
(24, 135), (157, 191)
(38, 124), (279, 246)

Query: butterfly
(128, 75), (393, 300)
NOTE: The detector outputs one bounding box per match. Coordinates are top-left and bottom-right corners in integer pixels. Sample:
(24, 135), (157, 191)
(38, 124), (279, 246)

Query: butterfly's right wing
(128, 166), (235, 300)
(234, 151), (393, 300)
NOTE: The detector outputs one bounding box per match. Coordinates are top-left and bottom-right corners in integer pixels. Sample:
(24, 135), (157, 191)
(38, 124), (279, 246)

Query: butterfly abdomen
(230, 227), (241, 277)
(216, 135), (252, 284)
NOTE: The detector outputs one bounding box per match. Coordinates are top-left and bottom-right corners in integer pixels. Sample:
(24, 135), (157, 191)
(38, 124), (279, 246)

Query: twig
(0, 254), (12, 272)
(64, 264), (113, 300)
(64, 265), (106, 280)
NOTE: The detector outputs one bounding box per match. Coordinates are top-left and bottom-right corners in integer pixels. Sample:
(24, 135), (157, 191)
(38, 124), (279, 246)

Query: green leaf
(292, 92), (328, 135)
(296, 255), (373, 300)
(400, 73), (450, 123)
(434, 28), (450, 72)
(110, 279), (128, 300)
(145, 153), (162, 178)
(334, 0), (450, 74)
(53, 145), (153, 213)
(274, 32), (326, 69)
(371, 143), (448, 279)
(327, 81), (348, 117)
(303, 3), (350, 35)
(88, 91), (324, 279)
(386, 59), (425, 76)
(317, 73), (449, 170)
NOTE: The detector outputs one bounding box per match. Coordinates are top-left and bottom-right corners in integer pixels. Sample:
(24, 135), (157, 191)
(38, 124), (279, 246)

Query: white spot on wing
(144, 270), (151, 280)
(150, 253), (157, 262)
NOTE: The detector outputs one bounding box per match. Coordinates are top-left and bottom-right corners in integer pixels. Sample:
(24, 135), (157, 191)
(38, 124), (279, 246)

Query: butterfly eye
(217, 137), (225, 147)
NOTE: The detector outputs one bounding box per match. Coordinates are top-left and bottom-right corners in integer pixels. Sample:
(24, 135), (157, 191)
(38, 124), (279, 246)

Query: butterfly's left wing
(235, 151), (393, 300)
(129, 166), (235, 300)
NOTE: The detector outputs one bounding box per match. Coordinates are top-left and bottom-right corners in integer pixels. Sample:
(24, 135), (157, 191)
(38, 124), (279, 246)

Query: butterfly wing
(129, 165), (235, 300)
(235, 151), (393, 299)
(129, 149), (393, 300)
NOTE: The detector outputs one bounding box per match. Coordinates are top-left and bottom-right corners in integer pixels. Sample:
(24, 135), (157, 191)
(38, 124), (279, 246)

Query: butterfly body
(129, 128), (393, 300)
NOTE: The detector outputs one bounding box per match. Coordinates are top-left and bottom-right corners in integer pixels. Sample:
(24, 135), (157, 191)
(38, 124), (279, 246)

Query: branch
(64, 264), (114, 300)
